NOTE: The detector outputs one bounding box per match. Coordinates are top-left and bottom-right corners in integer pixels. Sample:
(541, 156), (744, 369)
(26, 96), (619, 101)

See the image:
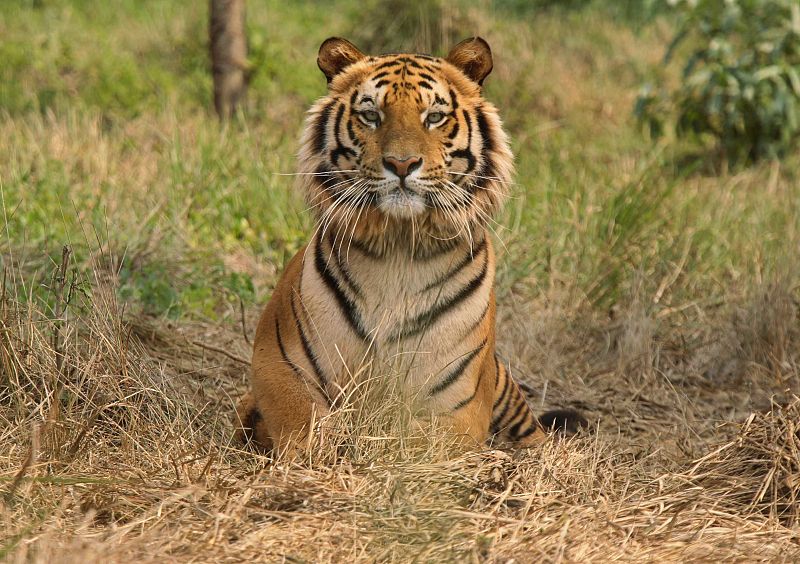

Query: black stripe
(312, 163), (336, 191)
(413, 238), (461, 261)
(419, 72), (436, 82)
(447, 119), (460, 139)
(330, 147), (356, 164)
(290, 290), (330, 405)
(462, 109), (473, 145)
(417, 81), (433, 90)
(474, 105), (497, 190)
(474, 165), (497, 191)
(329, 103), (356, 165)
(450, 147), (476, 175)
(428, 339), (487, 397)
(401, 57), (424, 69)
(374, 60), (401, 71)
(475, 106), (495, 153)
(449, 110), (476, 173)
(449, 89), (459, 110)
(499, 399), (529, 435)
(346, 117), (359, 147)
(394, 253), (488, 340)
(312, 101), (336, 154)
(371, 71), (390, 80)
(491, 374), (515, 432)
(463, 300), (490, 339)
(492, 360), (510, 409)
(452, 358), (486, 411)
(346, 93), (359, 143)
(514, 424), (541, 441)
(276, 317), (304, 379)
(421, 237), (486, 293)
(452, 378), (479, 410)
(327, 231), (363, 299)
(374, 79), (390, 88)
(313, 236), (367, 340)
(508, 409), (533, 438)
(331, 103), (345, 145)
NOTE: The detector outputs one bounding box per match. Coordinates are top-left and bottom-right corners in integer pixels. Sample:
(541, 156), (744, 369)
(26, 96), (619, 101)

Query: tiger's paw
(234, 393), (273, 451)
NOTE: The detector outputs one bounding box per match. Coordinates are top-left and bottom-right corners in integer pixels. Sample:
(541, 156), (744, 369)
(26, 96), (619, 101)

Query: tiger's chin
(376, 189), (427, 219)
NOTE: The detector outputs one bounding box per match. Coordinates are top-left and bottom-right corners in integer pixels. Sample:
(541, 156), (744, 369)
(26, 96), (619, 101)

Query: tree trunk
(209, 0), (248, 119)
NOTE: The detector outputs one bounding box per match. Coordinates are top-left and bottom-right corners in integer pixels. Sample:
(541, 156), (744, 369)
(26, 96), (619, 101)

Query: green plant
(636, 0), (800, 162)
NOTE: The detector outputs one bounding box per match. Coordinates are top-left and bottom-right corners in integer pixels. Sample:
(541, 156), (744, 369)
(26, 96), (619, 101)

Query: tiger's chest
(298, 235), (494, 395)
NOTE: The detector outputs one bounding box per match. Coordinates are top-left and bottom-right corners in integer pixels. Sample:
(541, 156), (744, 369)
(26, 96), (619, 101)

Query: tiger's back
(237, 37), (583, 453)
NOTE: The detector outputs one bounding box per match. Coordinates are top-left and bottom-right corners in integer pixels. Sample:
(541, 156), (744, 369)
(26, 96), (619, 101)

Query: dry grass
(2, 251), (799, 562)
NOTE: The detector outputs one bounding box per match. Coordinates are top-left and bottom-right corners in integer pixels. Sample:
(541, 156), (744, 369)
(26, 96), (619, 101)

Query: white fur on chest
(300, 239), (492, 396)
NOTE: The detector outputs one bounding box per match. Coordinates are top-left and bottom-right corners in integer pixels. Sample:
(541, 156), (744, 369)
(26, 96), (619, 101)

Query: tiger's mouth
(376, 187), (427, 219)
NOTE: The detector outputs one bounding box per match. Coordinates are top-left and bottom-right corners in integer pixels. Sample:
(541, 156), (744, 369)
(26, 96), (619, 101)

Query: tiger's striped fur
(236, 37), (580, 453)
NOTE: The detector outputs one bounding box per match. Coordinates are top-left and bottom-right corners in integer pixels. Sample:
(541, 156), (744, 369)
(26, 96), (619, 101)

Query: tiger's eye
(361, 110), (380, 125)
(426, 111), (445, 125)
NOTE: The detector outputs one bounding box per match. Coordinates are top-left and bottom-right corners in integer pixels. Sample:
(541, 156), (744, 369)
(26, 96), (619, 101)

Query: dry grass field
(1, 1), (799, 561)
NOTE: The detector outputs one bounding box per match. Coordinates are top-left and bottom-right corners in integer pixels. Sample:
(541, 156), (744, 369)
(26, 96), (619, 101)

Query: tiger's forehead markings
(369, 55), (441, 77)
(357, 56), (449, 106)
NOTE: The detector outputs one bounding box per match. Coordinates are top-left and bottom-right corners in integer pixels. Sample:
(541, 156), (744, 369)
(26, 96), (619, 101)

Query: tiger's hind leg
(490, 357), (586, 447)
(490, 359), (547, 446)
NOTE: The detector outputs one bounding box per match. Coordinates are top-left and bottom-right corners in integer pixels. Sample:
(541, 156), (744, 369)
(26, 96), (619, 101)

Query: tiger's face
(298, 37), (513, 244)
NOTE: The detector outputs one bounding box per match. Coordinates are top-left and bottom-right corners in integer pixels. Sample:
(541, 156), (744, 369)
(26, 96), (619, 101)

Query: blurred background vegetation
(1, 0), (798, 322)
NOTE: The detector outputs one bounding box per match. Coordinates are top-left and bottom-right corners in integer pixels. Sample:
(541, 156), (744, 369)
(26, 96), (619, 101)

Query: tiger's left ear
(446, 37), (493, 86)
(317, 37), (366, 84)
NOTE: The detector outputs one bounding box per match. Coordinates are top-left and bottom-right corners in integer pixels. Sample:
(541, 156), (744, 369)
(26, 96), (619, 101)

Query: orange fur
(235, 37), (580, 454)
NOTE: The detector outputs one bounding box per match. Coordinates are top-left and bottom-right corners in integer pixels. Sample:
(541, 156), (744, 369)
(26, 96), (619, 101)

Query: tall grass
(1, 1), (799, 560)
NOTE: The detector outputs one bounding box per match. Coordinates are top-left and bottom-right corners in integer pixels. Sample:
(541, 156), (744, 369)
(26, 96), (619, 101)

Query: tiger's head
(298, 37), (514, 248)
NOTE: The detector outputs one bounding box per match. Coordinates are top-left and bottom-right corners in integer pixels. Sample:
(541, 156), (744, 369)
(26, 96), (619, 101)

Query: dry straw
(1, 254), (799, 562)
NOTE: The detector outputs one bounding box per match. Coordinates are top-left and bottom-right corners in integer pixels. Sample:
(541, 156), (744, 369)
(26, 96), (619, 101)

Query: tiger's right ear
(317, 37), (366, 83)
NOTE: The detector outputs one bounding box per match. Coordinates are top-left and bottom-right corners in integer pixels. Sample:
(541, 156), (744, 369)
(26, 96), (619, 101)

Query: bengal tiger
(236, 36), (584, 454)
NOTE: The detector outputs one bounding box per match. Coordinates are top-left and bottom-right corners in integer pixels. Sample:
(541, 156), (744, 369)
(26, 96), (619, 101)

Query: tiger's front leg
(235, 332), (331, 456)
(235, 249), (332, 456)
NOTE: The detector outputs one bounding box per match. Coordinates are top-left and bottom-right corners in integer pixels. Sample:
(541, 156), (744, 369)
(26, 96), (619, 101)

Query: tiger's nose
(383, 156), (423, 179)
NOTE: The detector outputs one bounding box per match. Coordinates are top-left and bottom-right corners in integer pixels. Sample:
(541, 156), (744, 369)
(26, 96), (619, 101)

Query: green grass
(2, 0), (797, 321)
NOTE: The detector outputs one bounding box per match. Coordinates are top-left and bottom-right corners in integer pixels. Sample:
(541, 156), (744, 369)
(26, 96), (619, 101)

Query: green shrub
(636, 0), (800, 162)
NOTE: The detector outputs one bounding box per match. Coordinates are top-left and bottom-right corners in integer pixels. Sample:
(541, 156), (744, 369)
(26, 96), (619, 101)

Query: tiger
(235, 36), (585, 454)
